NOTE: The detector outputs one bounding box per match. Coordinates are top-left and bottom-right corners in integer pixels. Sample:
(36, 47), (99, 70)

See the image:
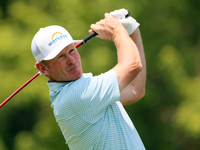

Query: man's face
(44, 43), (83, 82)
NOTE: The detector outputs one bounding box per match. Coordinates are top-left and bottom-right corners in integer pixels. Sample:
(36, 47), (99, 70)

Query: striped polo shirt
(47, 70), (145, 150)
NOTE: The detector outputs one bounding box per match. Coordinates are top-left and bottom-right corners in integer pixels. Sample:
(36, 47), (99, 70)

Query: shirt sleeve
(67, 70), (120, 123)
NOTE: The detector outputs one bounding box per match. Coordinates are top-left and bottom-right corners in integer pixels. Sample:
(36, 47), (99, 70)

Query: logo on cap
(48, 32), (68, 46)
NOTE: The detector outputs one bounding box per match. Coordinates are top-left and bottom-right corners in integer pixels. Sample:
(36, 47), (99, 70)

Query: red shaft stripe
(75, 42), (83, 48)
(0, 72), (41, 108)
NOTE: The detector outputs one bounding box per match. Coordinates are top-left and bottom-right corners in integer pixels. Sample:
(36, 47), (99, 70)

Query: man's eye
(58, 55), (63, 58)
(69, 49), (74, 53)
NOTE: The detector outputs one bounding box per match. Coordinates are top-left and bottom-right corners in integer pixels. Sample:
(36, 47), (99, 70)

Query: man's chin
(69, 72), (83, 81)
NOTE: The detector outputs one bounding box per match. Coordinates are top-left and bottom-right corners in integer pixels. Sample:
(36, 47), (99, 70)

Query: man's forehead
(45, 43), (77, 63)
(62, 43), (76, 51)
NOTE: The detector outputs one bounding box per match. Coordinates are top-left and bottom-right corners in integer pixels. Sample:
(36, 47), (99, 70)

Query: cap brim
(43, 41), (75, 61)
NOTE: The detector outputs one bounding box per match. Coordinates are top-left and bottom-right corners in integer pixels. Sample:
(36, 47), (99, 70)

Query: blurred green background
(0, 0), (200, 149)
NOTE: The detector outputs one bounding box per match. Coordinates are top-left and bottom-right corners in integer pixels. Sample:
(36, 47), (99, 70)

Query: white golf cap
(31, 25), (75, 62)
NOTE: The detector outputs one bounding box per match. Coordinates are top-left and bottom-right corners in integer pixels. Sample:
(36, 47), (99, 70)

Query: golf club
(0, 10), (130, 108)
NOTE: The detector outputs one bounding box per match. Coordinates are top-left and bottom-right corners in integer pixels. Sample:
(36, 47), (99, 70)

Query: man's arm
(120, 28), (146, 105)
(90, 13), (142, 93)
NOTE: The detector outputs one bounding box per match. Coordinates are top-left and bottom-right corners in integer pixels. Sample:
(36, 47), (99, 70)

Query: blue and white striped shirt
(47, 70), (145, 150)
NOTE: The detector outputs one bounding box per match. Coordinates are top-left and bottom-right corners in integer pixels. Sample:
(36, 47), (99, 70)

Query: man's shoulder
(83, 72), (93, 77)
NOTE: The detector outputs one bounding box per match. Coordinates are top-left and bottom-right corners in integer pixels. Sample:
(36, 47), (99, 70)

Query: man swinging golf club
(31, 9), (146, 150)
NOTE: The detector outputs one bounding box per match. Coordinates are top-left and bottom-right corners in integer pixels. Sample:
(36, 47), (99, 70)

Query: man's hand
(109, 8), (140, 35)
(89, 13), (128, 41)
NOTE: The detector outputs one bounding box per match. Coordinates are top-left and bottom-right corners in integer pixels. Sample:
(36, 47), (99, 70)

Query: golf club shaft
(0, 10), (130, 108)
(0, 72), (41, 108)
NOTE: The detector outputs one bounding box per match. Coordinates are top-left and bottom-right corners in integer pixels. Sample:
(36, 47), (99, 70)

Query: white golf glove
(109, 8), (140, 35)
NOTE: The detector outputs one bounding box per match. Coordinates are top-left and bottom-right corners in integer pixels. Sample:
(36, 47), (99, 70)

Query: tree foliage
(0, 0), (200, 149)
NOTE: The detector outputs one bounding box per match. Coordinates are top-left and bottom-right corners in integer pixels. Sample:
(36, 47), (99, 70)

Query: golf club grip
(82, 10), (130, 44)
(125, 10), (130, 18)
(82, 32), (98, 44)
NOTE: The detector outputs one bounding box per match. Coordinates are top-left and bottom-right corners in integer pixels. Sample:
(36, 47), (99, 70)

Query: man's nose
(67, 55), (75, 65)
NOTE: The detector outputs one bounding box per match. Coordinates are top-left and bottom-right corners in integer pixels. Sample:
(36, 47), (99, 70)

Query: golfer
(31, 9), (146, 150)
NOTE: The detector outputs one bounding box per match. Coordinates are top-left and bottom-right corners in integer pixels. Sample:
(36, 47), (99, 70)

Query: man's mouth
(68, 63), (79, 72)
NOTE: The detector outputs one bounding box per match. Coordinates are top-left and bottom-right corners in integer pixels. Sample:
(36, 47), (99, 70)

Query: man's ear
(35, 62), (50, 76)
